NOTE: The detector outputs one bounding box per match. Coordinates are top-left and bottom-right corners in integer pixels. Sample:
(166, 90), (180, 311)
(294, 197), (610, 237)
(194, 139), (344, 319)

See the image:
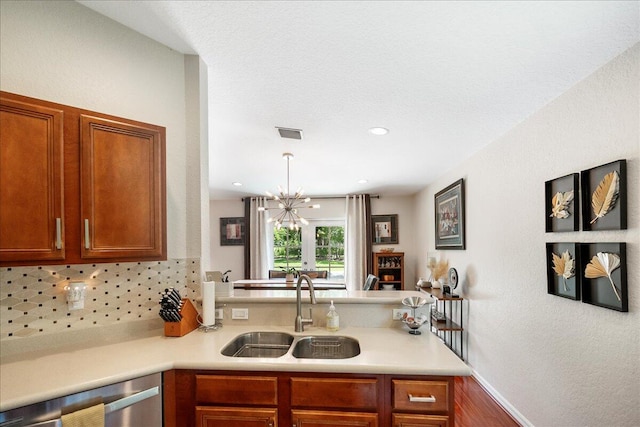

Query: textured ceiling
(78, 1), (639, 200)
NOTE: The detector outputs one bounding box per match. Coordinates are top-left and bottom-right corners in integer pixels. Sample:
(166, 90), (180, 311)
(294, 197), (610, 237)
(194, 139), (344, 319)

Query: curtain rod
(241, 194), (380, 202)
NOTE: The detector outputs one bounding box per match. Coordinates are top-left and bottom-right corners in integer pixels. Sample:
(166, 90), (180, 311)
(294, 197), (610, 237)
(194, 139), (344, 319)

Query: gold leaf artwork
(550, 190), (574, 219)
(590, 171), (619, 224)
(552, 250), (575, 291)
(584, 252), (621, 301)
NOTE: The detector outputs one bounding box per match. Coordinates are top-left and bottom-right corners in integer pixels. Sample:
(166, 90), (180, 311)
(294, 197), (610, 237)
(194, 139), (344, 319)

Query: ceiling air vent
(276, 127), (303, 140)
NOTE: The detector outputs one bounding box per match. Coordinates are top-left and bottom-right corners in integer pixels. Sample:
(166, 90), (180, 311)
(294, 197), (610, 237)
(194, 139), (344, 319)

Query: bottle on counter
(326, 300), (339, 332)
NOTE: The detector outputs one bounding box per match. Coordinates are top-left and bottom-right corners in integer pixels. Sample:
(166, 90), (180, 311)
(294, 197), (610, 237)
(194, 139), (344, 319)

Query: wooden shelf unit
(373, 252), (404, 290)
(422, 288), (464, 360)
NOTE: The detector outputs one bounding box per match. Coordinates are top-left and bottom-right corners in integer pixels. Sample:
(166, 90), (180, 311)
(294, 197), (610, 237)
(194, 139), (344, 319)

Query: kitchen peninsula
(1, 290), (471, 426)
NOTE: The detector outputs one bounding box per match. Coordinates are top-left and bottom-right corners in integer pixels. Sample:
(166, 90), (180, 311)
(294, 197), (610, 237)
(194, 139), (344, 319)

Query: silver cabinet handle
(408, 393), (436, 403)
(55, 218), (62, 249)
(104, 386), (159, 413)
(84, 219), (90, 249)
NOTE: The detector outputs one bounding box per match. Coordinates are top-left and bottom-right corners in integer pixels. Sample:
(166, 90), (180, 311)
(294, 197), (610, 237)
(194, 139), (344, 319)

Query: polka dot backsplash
(0, 258), (201, 341)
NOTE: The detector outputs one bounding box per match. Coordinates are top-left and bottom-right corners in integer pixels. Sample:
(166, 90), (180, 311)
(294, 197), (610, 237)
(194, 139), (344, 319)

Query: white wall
(371, 196), (417, 290)
(415, 44), (639, 426)
(209, 200), (245, 282)
(0, 0), (192, 259)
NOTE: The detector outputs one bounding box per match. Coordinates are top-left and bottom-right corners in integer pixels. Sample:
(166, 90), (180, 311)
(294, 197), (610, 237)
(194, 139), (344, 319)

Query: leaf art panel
(552, 250), (575, 291)
(550, 190), (574, 219)
(584, 252), (621, 302)
(590, 171), (619, 224)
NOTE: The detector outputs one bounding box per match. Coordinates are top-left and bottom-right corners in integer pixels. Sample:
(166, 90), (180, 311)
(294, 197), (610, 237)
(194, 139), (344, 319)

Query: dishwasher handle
(12, 386), (160, 427)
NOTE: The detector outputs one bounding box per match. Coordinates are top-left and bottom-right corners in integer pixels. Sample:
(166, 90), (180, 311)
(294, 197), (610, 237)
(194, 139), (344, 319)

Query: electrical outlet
(231, 308), (249, 320)
(392, 308), (412, 320)
(215, 308), (223, 320)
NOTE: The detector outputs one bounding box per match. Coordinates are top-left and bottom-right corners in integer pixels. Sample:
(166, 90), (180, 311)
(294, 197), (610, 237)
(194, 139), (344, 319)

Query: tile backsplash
(0, 258), (201, 341)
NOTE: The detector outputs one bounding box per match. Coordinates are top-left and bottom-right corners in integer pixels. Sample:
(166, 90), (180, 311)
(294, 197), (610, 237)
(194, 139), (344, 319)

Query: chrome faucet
(295, 274), (317, 332)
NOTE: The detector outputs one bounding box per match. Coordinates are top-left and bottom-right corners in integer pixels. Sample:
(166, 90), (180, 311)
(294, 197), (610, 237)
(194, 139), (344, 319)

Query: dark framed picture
(580, 242), (627, 312)
(435, 179), (465, 250)
(372, 214), (398, 244)
(546, 242), (580, 300)
(581, 159), (627, 231)
(220, 217), (245, 246)
(545, 173), (579, 232)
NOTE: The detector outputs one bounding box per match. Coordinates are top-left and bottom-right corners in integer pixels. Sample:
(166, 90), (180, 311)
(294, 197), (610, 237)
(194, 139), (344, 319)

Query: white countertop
(218, 289), (428, 303)
(0, 324), (471, 412)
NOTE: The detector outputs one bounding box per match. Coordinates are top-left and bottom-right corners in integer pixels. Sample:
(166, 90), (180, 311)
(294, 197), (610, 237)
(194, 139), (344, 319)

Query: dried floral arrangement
(585, 252), (621, 301)
(431, 259), (449, 281)
(550, 190), (574, 219)
(552, 250), (575, 291)
(590, 171), (619, 224)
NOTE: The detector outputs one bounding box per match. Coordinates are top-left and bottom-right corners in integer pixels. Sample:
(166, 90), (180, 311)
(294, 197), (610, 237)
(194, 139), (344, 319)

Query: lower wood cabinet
(163, 370), (455, 427)
(392, 413), (450, 427)
(291, 410), (378, 426)
(195, 407), (277, 427)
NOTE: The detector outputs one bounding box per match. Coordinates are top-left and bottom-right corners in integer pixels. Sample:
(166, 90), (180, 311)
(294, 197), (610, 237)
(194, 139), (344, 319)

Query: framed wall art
(580, 242), (627, 312)
(545, 173), (579, 232)
(581, 159), (627, 231)
(220, 217), (245, 246)
(435, 179), (465, 250)
(372, 214), (398, 244)
(546, 242), (580, 300)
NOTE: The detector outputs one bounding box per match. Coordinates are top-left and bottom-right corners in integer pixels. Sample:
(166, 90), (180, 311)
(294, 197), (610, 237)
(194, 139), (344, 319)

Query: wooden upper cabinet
(0, 96), (65, 262)
(0, 91), (166, 266)
(80, 115), (165, 259)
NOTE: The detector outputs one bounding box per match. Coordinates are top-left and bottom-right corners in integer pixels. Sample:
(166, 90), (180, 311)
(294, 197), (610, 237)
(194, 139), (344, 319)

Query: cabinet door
(0, 96), (65, 262)
(292, 409), (378, 427)
(195, 406), (277, 427)
(392, 413), (449, 427)
(80, 114), (165, 259)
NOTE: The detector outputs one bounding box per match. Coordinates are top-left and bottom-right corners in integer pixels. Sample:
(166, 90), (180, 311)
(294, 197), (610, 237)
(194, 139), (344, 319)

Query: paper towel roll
(201, 281), (216, 325)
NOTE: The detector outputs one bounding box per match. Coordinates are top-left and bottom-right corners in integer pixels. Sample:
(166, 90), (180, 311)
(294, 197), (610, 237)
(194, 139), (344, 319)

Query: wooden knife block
(164, 298), (199, 337)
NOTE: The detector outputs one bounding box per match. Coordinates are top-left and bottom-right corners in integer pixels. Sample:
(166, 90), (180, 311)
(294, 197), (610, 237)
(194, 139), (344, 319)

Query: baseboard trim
(471, 369), (534, 427)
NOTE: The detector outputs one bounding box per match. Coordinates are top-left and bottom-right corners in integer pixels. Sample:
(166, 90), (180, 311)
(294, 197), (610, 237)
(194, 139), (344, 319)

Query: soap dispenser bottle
(326, 300), (339, 331)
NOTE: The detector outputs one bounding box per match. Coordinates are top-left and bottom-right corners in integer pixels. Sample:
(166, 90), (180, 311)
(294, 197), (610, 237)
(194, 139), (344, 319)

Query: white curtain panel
(345, 195), (368, 291)
(249, 197), (273, 279)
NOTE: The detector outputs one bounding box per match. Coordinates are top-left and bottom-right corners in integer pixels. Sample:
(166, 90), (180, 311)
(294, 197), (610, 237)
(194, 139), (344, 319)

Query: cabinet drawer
(196, 375), (278, 405)
(292, 409), (378, 427)
(195, 406), (277, 427)
(392, 380), (449, 412)
(291, 377), (379, 409)
(392, 413), (449, 427)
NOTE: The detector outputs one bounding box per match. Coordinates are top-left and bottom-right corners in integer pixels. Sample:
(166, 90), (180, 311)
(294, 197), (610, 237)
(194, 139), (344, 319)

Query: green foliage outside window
(273, 226), (344, 277)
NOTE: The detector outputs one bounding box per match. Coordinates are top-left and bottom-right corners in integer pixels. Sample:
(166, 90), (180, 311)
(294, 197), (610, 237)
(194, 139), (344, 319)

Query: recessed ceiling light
(232, 182), (242, 186)
(358, 179), (368, 184)
(368, 127), (389, 135)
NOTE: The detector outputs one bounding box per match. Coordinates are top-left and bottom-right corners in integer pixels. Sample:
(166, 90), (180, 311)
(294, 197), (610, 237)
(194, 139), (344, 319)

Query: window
(272, 220), (344, 278)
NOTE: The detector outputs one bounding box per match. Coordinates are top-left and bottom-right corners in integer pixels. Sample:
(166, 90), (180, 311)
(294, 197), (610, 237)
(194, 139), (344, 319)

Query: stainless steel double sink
(221, 331), (360, 359)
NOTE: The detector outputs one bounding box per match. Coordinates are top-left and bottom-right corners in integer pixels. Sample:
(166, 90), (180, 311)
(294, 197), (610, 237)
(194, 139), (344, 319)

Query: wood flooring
(455, 376), (521, 427)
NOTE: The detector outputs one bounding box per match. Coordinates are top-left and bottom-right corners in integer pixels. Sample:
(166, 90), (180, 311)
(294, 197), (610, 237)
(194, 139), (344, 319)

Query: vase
(431, 280), (441, 289)
(285, 273), (294, 283)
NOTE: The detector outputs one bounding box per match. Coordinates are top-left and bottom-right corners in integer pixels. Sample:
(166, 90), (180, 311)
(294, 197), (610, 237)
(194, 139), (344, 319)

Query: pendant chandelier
(258, 152), (320, 230)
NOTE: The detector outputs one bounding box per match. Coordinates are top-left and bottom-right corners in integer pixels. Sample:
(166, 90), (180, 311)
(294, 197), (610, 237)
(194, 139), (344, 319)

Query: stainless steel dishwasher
(0, 373), (162, 427)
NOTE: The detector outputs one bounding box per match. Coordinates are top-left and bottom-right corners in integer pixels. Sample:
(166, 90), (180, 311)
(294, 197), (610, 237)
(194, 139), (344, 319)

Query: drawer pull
(408, 393), (436, 403)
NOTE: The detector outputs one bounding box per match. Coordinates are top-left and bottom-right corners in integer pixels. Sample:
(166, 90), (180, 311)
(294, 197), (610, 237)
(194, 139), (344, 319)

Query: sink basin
(221, 332), (294, 358)
(292, 336), (360, 359)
